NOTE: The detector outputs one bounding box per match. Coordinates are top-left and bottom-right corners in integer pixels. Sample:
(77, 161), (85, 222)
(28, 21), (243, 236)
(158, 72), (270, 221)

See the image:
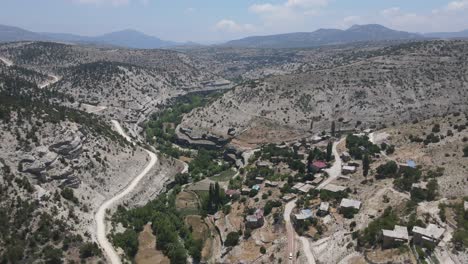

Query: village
(169, 119), (468, 264)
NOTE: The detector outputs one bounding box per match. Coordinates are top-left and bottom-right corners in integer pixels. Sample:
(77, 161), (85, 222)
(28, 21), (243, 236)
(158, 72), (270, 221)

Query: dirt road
(284, 199), (298, 263)
(39, 74), (60, 89)
(0, 57), (13, 67)
(287, 138), (344, 264)
(317, 138), (345, 190)
(95, 120), (158, 264)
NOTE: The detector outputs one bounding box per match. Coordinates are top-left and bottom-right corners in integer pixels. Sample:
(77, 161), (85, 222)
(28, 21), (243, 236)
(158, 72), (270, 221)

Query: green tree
(363, 154), (370, 178)
(331, 121), (336, 137)
(113, 229), (139, 258)
(463, 146), (468, 157)
(225, 232), (239, 247)
(326, 141), (333, 162)
(376, 161), (398, 179)
(79, 242), (100, 259)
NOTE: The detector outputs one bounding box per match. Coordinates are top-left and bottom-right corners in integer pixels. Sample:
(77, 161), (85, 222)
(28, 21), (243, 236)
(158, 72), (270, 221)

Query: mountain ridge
(0, 24), (187, 49)
(223, 24), (425, 48)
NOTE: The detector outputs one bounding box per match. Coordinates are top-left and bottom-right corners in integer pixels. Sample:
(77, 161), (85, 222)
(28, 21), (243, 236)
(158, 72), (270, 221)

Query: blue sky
(1, 0), (468, 42)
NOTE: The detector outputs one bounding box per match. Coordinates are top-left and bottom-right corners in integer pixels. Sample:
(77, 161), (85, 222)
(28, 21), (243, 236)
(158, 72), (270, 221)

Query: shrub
(79, 242), (100, 259)
(225, 232), (239, 247)
(376, 161), (398, 179)
(61, 188), (79, 204)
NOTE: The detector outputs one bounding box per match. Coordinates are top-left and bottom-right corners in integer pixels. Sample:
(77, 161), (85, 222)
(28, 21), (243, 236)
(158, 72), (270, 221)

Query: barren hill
(181, 41), (468, 145)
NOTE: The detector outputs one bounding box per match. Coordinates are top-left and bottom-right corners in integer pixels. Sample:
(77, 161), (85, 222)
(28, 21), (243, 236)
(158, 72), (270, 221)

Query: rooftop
(407, 160), (417, 168)
(312, 161), (328, 169)
(292, 183), (306, 190)
(298, 184), (314, 193)
(340, 198), (362, 209)
(342, 165), (356, 171)
(412, 224), (445, 241)
(319, 202), (330, 211)
(382, 225), (409, 240)
(294, 209), (313, 220)
(322, 184), (347, 193)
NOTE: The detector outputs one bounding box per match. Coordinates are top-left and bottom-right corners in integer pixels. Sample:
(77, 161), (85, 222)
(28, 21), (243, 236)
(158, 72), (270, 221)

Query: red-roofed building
(312, 161), (328, 171)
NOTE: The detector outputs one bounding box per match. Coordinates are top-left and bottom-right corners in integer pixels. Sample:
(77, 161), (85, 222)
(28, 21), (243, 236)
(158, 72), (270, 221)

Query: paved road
(95, 120), (158, 264)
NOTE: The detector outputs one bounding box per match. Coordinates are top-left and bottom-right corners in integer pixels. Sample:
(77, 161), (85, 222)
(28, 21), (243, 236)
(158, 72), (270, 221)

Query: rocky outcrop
(18, 131), (83, 185)
(49, 130), (85, 157)
(19, 147), (58, 176)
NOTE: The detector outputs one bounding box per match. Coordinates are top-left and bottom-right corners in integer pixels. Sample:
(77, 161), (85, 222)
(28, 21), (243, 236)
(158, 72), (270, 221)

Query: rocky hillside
(0, 61), (182, 263)
(181, 41), (468, 145)
(0, 42), (229, 122)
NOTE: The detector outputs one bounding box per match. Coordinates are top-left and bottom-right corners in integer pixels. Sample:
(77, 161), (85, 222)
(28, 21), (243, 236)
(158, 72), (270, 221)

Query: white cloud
(249, 0), (328, 31)
(285, 0), (329, 8)
(339, 16), (362, 28)
(381, 7), (401, 17)
(340, 3), (468, 33)
(446, 0), (468, 11)
(72, 0), (129, 6)
(214, 20), (255, 33)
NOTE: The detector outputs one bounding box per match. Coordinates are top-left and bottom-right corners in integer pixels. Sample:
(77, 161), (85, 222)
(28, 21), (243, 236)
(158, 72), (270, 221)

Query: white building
(382, 225), (409, 248)
(412, 224), (445, 246)
(340, 198), (362, 210)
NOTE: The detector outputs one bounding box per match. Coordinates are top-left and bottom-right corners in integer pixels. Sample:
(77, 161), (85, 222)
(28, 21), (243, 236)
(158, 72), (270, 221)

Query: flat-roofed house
(241, 187), (251, 195)
(292, 183), (306, 191)
(294, 209), (313, 222)
(340, 198), (361, 210)
(340, 152), (351, 162)
(342, 165), (357, 175)
(382, 225), (409, 248)
(282, 194), (296, 202)
(317, 202), (330, 216)
(310, 176), (324, 186)
(322, 184), (347, 193)
(298, 184), (314, 194)
(246, 208), (264, 229)
(412, 224), (445, 247)
(265, 180), (279, 187)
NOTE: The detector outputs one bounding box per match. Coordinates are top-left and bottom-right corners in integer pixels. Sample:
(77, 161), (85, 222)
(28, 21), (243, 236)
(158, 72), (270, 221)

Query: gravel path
(95, 120), (158, 264)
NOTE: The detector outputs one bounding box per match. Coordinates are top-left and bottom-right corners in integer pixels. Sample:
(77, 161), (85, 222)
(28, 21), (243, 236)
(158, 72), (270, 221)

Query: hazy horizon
(1, 0), (468, 42)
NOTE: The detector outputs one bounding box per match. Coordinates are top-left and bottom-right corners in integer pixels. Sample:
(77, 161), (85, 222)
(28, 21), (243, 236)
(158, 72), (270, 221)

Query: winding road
(39, 74), (60, 89)
(95, 120), (158, 264)
(0, 56), (60, 88)
(317, 138), (345, 190)
(285, 138), (344, 264)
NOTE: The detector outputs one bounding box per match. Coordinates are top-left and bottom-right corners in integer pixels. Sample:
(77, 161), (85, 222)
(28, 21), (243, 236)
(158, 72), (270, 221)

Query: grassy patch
(210, 169), (237, 182)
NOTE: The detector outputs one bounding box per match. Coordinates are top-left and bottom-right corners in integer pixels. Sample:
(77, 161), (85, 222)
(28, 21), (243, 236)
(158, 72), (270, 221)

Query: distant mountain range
(0, 24), (190, 49)
(223, 24), (468, 48)
(1, 24), (468, 49)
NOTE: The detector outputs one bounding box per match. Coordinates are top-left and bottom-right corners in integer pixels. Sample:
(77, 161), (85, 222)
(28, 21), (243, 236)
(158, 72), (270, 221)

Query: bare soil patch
(135, 224), (170, 264)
